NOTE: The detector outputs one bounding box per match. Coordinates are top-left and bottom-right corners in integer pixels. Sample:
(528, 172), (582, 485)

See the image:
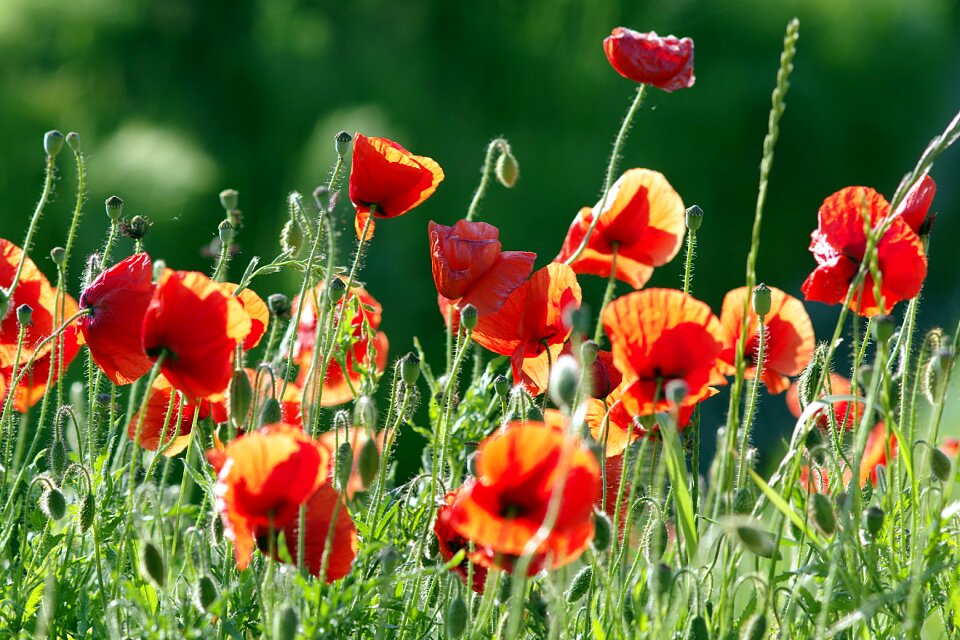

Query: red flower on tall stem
(603, 28), (695, 92)
(349, 133), (444, 239)
(554, 169), (686, 289)
(718, 286), (815, 395)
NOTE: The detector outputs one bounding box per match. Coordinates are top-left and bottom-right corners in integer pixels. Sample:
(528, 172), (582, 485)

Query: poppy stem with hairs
(682, 226), (696, 295)
(465, 137), (509, 222)
(734, 316), (765, 489)
(563, 84), (647, 266)
(0, 323), (28, 492)
(8, 152), (58, 299)
(592, 243), (619, 343)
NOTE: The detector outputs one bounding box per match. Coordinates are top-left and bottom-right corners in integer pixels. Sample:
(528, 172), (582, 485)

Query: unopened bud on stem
(44, 130), (64, 158)
(335, 131), (353, 157)
(105, 196), (124, 222)
(685, 205), (703, 231)
(752, 283), (771, 317)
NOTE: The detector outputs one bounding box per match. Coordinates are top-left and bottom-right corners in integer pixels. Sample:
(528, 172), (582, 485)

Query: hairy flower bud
(335, 442), (353, 492)
(566, 566), (593, 602)
(196, 575), (218, 611)
(357, 438), (379, 489)
(41, 487), (66, 521)
(141, 541), (165, 587)
(48, 438), (67, 478)
(862, 505), (884, 537)
(549, 355), (580, 408)
(495, 148), (519, 188)
(353, 396), (378, 430)
(274, 606), (298, 640)
(258, 397), (282, 426)
(649, 562), (672, 597)
(580, 340), (599, 366)
(809, 493), (837, 535)
(79, 492), (95, 532)
(931, 448), (952, 483)
(280, 218), (304, 257)
(873, 314), (896, 344)
(592, 509), (612, 552)
(229, 369), (253, 426)
(445, 596), (468, 639)
(741, 613), (767, 640)
(685, 204), (703, 231)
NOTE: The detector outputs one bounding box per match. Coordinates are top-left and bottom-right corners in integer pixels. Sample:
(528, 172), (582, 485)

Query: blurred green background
(1, 0), (958, 467)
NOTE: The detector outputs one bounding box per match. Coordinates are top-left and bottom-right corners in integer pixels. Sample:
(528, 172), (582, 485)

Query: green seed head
(752, 283), (772, 317)
(400, 352), (421, 387)
(44, 130), (65, 158)
(566, 565), (593, 602)
(685, 204), (704, 231)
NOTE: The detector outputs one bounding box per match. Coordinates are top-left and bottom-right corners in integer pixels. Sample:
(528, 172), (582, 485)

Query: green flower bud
(266, 293), (290, 319)
(50, 247), (66, 267)
(495, 149), (519, 188)
(734, 523), (776, 558)
(229, 369), (253, 426)
(357, 438), (380, 490)
(219, 189), (239, 212)
(809, 493), (837, 536)
(335, 441), (353, 492)
(79, 492), (95, 532)
(141, 541), (165, 587)
(873, 314), (896, 344)
(752, 283), (772, 317)
(353, 396), (378, 430)
(649, 562), (672, 597)
(549, 355), (580, 408)
(273, 605), (298, 640)
(685, 205), (704, 231)
(688, 616), (709, 640)
(460, 304), (478, 331)
(525, 405), (544, 421)
(400, 352), (420, 387)
(445, 595), (468, 639)
(497, 574), (512, 604)
(210, 514), (224, 545)
(0, 290), (8, 321)
(48, 438), (67, 478)
(740, 613), (767, 640)
(335, 131), (353, 157)
(41, 487), (67, 521)
(931, 448), (952, 483)
(105, 196), (124, 222)
(566, 566), (593, 602)
(17, 304), (33, 327)
(568, 306), (591, 336)
(493, 375), (510, 398)
(280, 218), (304, 257)
(44, 130), (65, 158)
(580, 340), (599, 366)
(862, 505), (884, 537)
(218, 220), (235, 246)
(196, 575), (218, 611)
(258, 397), (282, 426)
(326, 278), (347, 305)
(65, 131), (81, 151)
(592, 509), (612, 552)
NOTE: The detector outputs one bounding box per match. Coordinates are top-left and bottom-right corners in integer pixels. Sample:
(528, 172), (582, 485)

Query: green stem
(8, 154), (57, 296)
(735, 316), (766, 488)
(466, 138), (510, 222)
(682, 228), (697, 295)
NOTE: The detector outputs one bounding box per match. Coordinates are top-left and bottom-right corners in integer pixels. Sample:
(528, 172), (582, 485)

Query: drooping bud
(862, 505), (884, 537)
(931, 448), (952, 483)
(752, 283), (772, 318)
(48, 437), (67, 478)
(326, 278), (347, 305)
(873, 314), (896, 344)
(267, 293), (291, 318)
(335, 131), (353, 157)
(566, 566), (593, 602)
(196, 575), (218, 611)
(740, 613), (767, 640)
(50, 247), (66, 267)
(493, 375), (510, 398)
(357, 438), (379, 489)
(218, 220), (235, 246)
(0, 290), (9, 320)
(141, 541), (165, 587)
(44, 130), (65, 158)
(400, 352), (420, 387)
(445, 595), (468, 639)
(685, 205), (704, 231)
(79, 492), (95, 532)
(459, 304), (478, 331)
(592, 509), (612, 552)
(229, 369), (253, 426)
(219, 189), (239, 212)
(353, 396), (378, 430)
(121, 215), (152, 240)
(280, 218), (304, 257)
(495, 148), (519, 188)
(65, 131), (81, 151)
(16, 304), (33, 327)
(41, 488), (67, 520)
(335, 442), (353, 492)
(665, 379), (689, 408)
(105, 196), (124, 222)
(258, 397), (282, 426)
(210, 514), (224, 545)
(274, 605), (299, 640)
(580, 340), (599, 366)
(809, 493), (837, 535)
(312, 185), (330, 211)
(549, 355), (580, 408)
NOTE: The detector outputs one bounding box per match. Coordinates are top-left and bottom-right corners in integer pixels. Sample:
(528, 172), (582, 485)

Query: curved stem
(466, 138), (509, 222)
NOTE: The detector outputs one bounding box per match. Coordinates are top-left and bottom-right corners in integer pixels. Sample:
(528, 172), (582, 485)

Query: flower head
(435, 489), (490, 593)
(128, 374), (213, 456)
(603, 28), (695, 91)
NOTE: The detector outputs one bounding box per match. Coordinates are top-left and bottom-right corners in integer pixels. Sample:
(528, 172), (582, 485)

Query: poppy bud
(229, 369), (253, 426)
(335, 442), (353, 492)
(580, 340), (599, 366)
(592, 509), (612, 552)
(732, 488), (754, 514)
(526, 405), (544, 421)
(353, 396), (378, 430)
(210, 514), (224, 545)
(740, 614), (767, 640)
(280, 218), (304, 257)
(105, 196), (124, 222)
(424, 533), (440, 563)
(50, 246), (66, 267)
(862, 505), (884, 537)
(400, 352), (420, 387)
(685, 205), (704, 231)
(17, 304), (33, 327)
(666, 379), (688, 407)
(445, 595), (468, 639)
(79, 492), (95, 532)
(649, 562), (672, 597)
(65, 131), (81, 151)
(931, 448), (952, 483)
(752, 283), (771, 318)
(267, 293), (291, 318)
(460, 304), (478, 331)
(41, 488), (67, 521)
(141, 541), (165, 587)
(494, 375), (510, 398)
(733, 523), (776, 558)
(549, 355), (580, 408)
(49, 438), (67, 478)
(121, 215), (152, 240)
(804, 426), (823, 450)
(873, 314), (896, 344)
(357, 438), (379, 489)
(219, 189), (239, 212)
(809, 493), (837, 536)
(196, 575), (218, 611)
(274, 605), (298, 640)
(568, 306), (591, 336)
(218, 220), (235, 246)
(44, 130), (65, 158)
(566, 566), (593, 602)
(688, 616), (709, 640)
(497, 574), (513, 604)
(335, 131), (353, 157)
(326, 278), (347, 305)
(495, 149), (519, 188)
(259, 397), (282, 426)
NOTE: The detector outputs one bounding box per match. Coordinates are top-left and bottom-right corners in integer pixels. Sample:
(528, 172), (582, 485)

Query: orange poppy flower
(316, 427), (384, 499)
(3, 324), (82, 412)
(801, 183), (932, 316)
(294, 281), (389, 407)
(861, 422), (896, 486)
(349, 133), (444, 239)
(448, 422), (599, 570)
(129, 374), (212, 456)
(718, 286), (815, 395)
(257, 483), (358, 582)
(233, 287), (269, 351)
(435, 488), (490, 593)
(554, 169), (685, 289)
(785, 373), (863, 432)
(207, 423), (330, 570)
(429, 219), (536, 327)
(472, 263), (582, 396)
(602, 288), (725, 417)
(603, 28), (695, 92)
(141, 269), (251, 400)
(78, 253), (155, 385)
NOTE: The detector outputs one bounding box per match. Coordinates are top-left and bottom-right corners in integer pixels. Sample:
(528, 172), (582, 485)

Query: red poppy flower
(349, 133), (444, 239)
(3, 324), (82, 413)
(294, 281), (389, 407)
(429, 219), (536, 327)
(602, 289), (725, 417)
(129, 374), (212, 456)
(472, 263), (582, 396)
(257, 483), (358, 582)
(435, 488), (490, 593)
(448, 422), (599, 570)
(801, 184), (931, 316)
(718, 286), (815, 395)
(141, 269), (252, 400)
(799, 465), (831, 494)
(786, 373), (863, 432)
(233, 286), (270, 351)
(861, 422), (897, 486)
(78, 253), (155, 385)
(317, 427), (384, 499)
(603, 28), (695, 92)
(207, 423), (330, 570)
(554, 169), (686, 289)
